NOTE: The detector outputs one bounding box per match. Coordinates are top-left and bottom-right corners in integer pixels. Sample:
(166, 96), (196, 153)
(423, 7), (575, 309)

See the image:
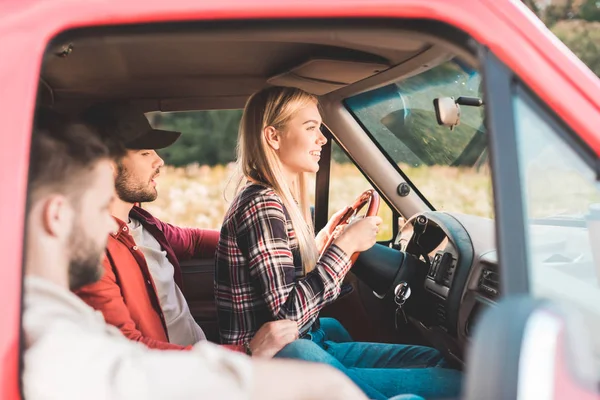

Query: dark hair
(28, 109), (111, 209)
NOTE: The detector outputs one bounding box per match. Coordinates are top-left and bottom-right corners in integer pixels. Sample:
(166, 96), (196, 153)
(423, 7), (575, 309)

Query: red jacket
(76, 206), (243, 352)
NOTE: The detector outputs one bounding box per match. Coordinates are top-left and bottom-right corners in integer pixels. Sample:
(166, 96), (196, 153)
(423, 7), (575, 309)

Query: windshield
(345, 59), (494, 218)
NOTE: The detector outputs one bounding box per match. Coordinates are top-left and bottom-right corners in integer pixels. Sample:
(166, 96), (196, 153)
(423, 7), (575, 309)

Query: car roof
(40, 26), (445, 112)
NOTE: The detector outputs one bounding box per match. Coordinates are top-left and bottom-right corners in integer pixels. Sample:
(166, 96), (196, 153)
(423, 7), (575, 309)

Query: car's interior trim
(314, 126), (333, 233)
(325, 46), (453, 102)
(482, 49), (530, 295)
(322, 100), (430, 218)
(44, 19), (479, 113)
(179, 259), (214, 274)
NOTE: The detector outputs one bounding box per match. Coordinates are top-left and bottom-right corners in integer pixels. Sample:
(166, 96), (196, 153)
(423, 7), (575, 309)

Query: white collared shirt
(22, 276), (252, 400)
(127, 218), (206, 346)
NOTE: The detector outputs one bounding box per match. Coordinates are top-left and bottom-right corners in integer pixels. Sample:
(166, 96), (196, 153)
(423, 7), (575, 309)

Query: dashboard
(392, 211), (498, 363)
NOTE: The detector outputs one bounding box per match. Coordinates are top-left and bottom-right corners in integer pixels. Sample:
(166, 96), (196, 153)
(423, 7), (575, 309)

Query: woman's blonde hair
(236, 86), (319, 273)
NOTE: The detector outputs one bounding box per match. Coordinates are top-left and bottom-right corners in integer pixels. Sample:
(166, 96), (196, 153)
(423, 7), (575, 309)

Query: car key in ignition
(394, 282), (411, 330)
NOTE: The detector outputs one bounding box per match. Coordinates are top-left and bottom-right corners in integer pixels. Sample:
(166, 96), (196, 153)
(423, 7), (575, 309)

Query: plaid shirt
(215, 184), (351, 345)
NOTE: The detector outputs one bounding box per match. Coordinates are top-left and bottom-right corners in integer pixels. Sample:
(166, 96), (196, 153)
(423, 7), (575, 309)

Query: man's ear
(42, 195), (75, 240)
(263, 126), (281, 151)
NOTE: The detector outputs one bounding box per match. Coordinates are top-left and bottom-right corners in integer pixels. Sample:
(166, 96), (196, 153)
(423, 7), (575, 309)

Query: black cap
(82, 103), (181, 150)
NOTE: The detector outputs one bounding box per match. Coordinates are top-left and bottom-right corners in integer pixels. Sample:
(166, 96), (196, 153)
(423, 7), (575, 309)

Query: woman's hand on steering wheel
(316, 206), (352, 252)
(334, 215), (382, 255)
(319, 189), (381, 264)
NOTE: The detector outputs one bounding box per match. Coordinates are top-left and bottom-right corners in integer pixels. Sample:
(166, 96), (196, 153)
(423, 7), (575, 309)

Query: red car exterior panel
(1, 1), (600, 398)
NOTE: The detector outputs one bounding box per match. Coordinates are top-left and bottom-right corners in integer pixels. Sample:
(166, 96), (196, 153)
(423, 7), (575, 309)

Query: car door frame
(480, 45), (600, 397)
(5, 1), (600, 399)
(481, 48), (600, 295)
(480, 49), (531, 295)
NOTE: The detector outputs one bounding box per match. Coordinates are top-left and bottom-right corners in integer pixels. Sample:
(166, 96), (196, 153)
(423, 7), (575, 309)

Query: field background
(145, 162), (495, 240)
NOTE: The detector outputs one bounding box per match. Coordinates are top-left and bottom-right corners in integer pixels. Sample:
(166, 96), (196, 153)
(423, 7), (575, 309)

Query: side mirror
(433, 96), (484, 130)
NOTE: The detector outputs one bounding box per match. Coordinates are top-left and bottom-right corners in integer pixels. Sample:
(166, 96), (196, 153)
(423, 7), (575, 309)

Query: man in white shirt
(22, 110), (369, 399)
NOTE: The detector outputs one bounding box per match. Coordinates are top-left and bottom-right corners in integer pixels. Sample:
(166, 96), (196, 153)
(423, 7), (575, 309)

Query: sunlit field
(145, 163), (494, 241)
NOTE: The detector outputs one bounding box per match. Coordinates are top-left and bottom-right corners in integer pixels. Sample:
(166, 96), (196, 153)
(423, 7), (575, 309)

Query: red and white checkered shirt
(215, 184), (351, 345)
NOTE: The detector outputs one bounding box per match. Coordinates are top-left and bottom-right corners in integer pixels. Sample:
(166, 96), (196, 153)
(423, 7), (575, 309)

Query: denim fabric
(275, 318), (462, 400)
(316, 317), (353, 343)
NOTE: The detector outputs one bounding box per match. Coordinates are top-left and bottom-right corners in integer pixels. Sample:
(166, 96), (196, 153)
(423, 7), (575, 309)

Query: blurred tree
(552, 20), (600, 76)
(521, 0), (600, 76)
(543, 0), (576, 26)
(149, 110), (242, 166)
(579, 0), (600, 21)
(522, 0), (541, 17)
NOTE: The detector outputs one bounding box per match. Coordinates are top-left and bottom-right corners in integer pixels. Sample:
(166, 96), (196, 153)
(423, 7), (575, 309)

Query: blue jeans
(275, 318), (461, 400)
(388, 397), (425, 400)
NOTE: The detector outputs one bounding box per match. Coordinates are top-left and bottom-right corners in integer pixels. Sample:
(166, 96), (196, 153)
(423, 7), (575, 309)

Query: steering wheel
(321, 189), (380, 264)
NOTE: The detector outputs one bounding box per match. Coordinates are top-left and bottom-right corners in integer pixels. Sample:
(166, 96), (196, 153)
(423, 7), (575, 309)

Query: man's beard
(115, 163), (158, 203)
(67, 221), (105, 291)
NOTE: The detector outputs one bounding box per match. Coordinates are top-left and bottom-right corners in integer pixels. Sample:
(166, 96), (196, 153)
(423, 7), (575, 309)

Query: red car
(2, 0), (600, 398)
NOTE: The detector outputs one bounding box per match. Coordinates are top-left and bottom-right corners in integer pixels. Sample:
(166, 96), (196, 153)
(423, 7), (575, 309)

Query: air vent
(442, 258), (456, 287)
(435, 301), (447, 325)
(478, 266), (499, 298)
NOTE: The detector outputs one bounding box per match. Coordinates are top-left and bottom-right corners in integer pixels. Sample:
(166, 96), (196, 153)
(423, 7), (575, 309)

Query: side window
(328, 142), (394, 241)
(513, 87), (600, 358)
(145, 110), (242, 229)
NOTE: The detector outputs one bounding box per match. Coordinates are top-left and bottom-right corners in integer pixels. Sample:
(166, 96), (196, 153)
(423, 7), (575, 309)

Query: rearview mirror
(433, 96), (484, 130)
(433, 97), (461, 129)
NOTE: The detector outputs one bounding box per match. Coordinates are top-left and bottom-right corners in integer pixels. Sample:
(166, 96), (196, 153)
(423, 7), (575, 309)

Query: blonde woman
(215, 86), (461, 400)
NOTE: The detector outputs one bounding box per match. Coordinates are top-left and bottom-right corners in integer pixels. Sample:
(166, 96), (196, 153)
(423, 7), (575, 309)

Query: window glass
(345, 59), (494, 218)
(145, 110), (242, 229)
(514, 89), (600, 362)
(329, 142), (394, 241)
